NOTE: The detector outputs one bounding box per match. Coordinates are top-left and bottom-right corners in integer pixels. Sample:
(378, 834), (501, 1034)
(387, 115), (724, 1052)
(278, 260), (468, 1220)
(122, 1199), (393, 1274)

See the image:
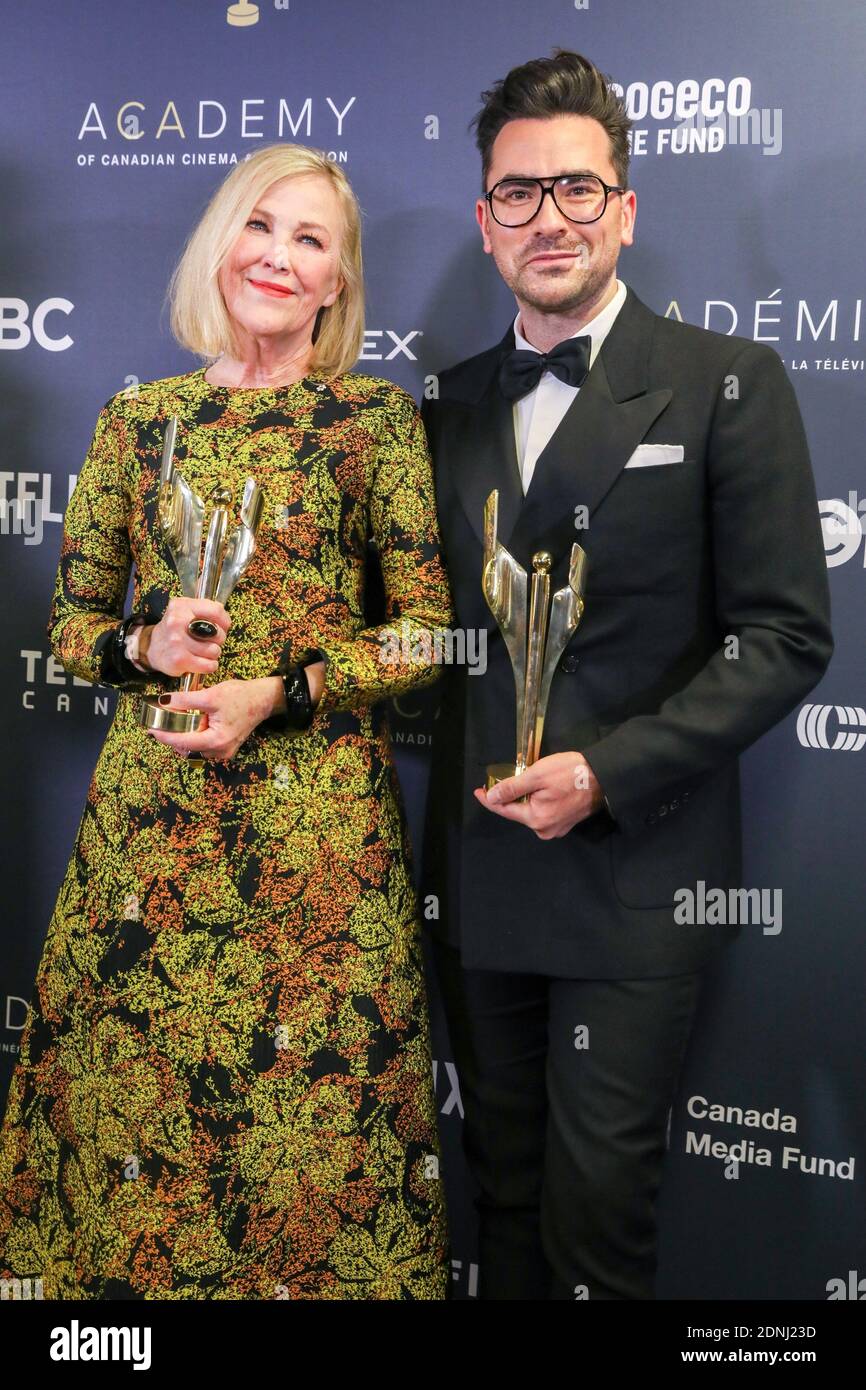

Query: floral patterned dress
(0, 366), (454, 1300)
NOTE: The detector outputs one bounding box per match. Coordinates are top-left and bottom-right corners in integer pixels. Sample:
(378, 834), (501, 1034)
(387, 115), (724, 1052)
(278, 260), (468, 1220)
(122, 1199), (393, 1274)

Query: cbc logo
(0, 298), (73, 352)
(797, 704), (866, 752)
(820, 498), (865, 568)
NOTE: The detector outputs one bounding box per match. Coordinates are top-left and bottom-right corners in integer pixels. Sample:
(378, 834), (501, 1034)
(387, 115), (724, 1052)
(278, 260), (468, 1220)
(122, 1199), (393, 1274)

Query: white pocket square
(624, 443), (685, 468)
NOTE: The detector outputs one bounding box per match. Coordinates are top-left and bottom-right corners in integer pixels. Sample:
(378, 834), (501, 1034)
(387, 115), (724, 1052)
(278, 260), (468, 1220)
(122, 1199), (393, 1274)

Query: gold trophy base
(486, 762), (529, 801)
(486, 761), (517, 788)
(138, 696), (206, 734)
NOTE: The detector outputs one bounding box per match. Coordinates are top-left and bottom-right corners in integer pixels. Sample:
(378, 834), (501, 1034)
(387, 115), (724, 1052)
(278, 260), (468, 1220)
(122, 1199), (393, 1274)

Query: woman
(0, 144), (454, 1299)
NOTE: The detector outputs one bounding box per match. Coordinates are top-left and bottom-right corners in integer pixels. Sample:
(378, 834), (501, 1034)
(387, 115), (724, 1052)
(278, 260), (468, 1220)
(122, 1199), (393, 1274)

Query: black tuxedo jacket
(419, 285), (833, 978)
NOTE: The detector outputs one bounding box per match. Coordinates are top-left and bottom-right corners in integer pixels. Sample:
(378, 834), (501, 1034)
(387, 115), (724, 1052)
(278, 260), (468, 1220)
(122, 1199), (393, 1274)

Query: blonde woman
(0, 145), (453, 1300)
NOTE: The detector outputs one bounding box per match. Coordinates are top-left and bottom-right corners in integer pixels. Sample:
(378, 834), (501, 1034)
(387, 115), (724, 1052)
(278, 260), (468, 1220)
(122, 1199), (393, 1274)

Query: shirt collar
(513, 278), (627, 370)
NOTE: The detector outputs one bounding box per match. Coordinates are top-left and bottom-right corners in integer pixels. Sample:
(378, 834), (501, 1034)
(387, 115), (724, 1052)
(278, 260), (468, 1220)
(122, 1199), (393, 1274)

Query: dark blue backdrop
(1, 0), (863, 1300)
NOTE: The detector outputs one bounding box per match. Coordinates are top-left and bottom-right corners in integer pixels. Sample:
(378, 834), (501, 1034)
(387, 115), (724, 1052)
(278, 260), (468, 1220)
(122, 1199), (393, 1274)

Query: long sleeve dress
(0, 366), (455, 1300)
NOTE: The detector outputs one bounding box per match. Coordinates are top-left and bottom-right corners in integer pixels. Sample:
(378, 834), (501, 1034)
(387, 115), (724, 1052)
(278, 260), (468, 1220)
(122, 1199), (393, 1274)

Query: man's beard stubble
(495, 239), (614, 317)
(514, 260), (612, 317)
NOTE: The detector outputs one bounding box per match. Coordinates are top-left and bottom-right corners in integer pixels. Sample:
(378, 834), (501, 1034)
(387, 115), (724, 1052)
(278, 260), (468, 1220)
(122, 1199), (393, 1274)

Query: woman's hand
(147, 676), (285, 762)
(140, 597), (230, 678)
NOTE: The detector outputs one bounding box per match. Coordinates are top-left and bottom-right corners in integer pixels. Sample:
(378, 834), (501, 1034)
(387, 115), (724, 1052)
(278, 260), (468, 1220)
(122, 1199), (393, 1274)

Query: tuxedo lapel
(446, 326), (523, 556)
(506, 289), (670, 573)
(432, 328), (521, 637)
(444, 287), (673, 624)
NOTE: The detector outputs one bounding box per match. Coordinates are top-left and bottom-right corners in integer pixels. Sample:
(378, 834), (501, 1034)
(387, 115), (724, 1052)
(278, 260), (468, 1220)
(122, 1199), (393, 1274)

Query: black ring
(188, 619), (218, 640)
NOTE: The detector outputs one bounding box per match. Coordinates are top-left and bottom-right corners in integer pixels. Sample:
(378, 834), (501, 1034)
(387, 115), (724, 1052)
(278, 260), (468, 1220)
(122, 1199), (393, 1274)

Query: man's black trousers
(432, 936), (704, 1300)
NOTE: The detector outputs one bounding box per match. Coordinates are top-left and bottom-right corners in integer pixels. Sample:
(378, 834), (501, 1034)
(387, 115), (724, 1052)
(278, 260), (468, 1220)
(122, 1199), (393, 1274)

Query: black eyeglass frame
(484, 173), (627, 227)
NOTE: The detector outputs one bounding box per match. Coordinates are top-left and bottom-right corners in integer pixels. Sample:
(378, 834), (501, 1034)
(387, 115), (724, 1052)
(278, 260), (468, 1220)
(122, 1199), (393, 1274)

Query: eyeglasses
(485, 173), (626, 227)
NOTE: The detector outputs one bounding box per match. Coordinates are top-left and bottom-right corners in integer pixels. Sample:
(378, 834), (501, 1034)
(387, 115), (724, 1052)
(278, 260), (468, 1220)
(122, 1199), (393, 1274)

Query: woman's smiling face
(218, 173), (345, 352)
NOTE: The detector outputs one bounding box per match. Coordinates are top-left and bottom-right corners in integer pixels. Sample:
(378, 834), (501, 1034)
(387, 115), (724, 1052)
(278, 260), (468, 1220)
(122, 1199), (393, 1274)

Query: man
(419, 50), (833, 1300)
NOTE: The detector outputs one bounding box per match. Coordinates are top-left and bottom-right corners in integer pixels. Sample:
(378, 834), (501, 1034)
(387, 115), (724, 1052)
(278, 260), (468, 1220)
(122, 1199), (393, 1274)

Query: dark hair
(471, 49), (632, 191)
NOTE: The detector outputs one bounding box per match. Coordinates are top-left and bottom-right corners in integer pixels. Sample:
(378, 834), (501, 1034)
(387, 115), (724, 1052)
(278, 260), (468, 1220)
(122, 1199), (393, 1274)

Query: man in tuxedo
(419, 50), (833, 1299)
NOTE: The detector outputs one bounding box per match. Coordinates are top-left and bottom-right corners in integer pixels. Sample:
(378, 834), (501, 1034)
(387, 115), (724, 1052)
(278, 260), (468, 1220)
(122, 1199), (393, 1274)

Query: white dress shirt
(512, 278), (628, 492)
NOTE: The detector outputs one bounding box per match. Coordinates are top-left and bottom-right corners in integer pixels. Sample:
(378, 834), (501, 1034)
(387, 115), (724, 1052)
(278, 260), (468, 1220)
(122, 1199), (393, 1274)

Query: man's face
(476, 115), (636, 315)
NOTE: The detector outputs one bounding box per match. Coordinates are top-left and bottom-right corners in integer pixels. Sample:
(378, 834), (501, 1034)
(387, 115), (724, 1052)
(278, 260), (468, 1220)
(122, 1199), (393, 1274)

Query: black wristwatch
(260, 651), (323, 732)
(280, 664), (315, 729)
(94, 610), (156, 688)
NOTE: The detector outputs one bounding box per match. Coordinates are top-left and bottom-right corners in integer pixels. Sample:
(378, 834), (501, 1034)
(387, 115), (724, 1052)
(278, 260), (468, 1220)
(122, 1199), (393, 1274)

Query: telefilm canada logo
(0, 472), (76, 546)
(20, 650), (114, 719)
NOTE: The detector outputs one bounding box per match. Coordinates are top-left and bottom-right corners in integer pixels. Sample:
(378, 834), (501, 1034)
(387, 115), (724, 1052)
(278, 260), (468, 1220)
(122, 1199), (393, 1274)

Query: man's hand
(474, 751), (605, 839)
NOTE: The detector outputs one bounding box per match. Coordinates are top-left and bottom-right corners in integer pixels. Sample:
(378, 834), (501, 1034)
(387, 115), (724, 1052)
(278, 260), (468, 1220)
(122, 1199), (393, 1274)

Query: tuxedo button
(658, 804), (668, 817)
(670, 798), (680, 811)
(682, 791), (691, 801)
(646, 812), (658, 825)
(560, 653), (580, 673)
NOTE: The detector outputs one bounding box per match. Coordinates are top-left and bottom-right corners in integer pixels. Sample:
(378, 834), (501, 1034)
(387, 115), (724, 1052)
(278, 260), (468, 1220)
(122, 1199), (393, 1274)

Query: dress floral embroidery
(0, 367), (454, 1299)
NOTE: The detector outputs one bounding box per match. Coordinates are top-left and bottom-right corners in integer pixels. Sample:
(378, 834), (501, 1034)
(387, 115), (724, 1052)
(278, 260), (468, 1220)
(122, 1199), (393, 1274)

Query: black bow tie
(499, 335), (592, 402)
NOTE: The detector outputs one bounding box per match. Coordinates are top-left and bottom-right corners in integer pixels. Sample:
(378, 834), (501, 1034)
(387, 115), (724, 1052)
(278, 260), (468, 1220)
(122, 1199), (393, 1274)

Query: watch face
(119, 615), (149, 673)
(286, 667), (314, 728)
(123, 618), (145, 662)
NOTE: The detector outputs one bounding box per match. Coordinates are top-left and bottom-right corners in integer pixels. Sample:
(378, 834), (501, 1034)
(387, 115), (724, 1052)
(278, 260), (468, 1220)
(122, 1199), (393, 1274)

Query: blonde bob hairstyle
(167, 144), (364, 378)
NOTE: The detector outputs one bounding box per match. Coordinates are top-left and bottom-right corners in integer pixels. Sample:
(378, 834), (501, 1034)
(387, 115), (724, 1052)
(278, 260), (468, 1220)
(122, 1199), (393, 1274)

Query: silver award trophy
(482, 488), (588, 790)
(137, 415), (264, 735)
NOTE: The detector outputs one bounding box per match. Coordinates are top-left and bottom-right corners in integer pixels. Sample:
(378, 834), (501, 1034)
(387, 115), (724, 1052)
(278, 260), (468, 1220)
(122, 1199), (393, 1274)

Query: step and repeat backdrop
(1, 0), (864, 1300)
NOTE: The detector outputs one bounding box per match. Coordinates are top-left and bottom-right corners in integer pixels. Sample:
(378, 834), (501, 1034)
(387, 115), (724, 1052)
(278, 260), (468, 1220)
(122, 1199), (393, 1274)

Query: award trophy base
(486, 762), (529, 801)
(138, 696), (206, 734)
